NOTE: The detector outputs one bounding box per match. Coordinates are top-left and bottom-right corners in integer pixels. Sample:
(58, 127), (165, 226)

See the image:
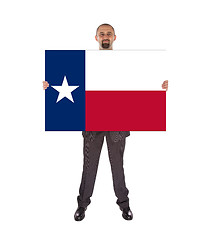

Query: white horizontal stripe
(86, 50), (169, 90)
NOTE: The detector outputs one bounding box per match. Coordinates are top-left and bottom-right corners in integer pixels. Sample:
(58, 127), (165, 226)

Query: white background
(0, 1), (211, 240)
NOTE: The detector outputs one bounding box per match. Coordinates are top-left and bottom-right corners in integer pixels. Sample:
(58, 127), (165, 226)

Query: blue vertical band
(45, 50), (85, 131)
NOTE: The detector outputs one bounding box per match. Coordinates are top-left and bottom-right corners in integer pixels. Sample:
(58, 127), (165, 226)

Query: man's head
(95, 23), (116, 50)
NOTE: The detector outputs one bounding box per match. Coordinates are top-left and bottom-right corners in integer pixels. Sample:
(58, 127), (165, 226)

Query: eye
(100, 33), (104, 37)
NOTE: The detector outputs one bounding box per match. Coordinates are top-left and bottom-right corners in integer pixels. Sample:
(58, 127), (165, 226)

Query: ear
(95, 35), (98, 41)
(114, 35), (116, 41)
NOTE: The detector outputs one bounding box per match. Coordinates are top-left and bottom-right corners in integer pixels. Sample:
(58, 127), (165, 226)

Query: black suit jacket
(82, 131), (130, 142)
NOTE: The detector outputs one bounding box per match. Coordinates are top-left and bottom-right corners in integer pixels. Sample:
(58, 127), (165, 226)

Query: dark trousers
(77, 131), (129, 209)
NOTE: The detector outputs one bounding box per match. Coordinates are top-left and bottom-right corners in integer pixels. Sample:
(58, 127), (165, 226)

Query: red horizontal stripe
(85, 91), (166, 131)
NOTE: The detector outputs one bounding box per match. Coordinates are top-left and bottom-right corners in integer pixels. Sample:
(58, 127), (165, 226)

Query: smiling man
(74, 24), (133, 222)
(95, 24), (116, 50)
(43, 23), (168, 221)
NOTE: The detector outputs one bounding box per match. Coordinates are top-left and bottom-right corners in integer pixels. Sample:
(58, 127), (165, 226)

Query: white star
(51, 76), (79, 103)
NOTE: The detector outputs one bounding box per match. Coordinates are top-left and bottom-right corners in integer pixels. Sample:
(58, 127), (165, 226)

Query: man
(43, 23), (168, 221)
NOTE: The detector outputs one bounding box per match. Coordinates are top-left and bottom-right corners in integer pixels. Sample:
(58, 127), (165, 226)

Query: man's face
(95, 25), (116, 50)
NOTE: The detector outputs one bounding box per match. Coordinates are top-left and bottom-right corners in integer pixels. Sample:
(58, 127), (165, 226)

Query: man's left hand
(162, 80), (168, 91)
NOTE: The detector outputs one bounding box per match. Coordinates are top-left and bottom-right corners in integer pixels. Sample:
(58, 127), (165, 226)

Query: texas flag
(45, 50), (167, 131)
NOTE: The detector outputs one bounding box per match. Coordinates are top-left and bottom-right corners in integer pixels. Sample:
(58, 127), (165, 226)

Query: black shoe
(74, 207), (86, 221)
(121, 207), (133, 220)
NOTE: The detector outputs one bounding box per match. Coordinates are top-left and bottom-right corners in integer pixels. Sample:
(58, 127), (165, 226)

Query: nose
(102, 34), (111, 39)
(102, 35), (108, 40)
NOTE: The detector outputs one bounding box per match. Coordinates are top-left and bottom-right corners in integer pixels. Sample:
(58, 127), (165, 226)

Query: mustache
(102, 39), (110, 42)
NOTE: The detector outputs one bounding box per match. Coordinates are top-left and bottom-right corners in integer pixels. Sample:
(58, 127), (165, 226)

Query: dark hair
(96, 23), (115, 36)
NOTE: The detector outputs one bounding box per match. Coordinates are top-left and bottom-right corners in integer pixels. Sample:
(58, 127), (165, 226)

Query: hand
(162, 80), (168, 91)
(43, 81), (49, 90)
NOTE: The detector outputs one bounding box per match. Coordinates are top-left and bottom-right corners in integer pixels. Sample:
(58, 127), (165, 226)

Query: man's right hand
(43, 81), (49, 90)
